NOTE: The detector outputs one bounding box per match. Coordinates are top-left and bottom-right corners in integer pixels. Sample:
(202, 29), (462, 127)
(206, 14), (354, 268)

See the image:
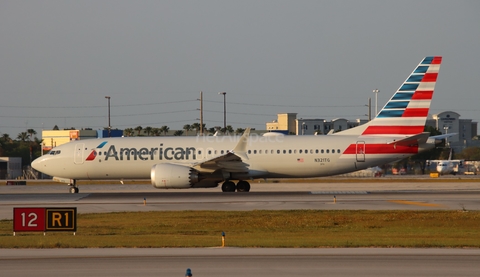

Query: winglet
(231, 128), (251, 160)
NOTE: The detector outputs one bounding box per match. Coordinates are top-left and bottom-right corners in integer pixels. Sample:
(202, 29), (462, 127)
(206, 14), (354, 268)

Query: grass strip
(1, 210), (479, 248)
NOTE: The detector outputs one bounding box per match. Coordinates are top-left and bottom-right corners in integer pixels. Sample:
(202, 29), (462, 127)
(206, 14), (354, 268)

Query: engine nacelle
(151, 164), (199, 189)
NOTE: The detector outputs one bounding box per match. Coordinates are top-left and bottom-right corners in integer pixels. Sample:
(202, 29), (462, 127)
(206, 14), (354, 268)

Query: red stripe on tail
(432, 57), (442, 64)
(362, 126), (425, 135)
(402, 108), (429, 117)
(411, 91), (433, 100)
(422, 73), (438, 82)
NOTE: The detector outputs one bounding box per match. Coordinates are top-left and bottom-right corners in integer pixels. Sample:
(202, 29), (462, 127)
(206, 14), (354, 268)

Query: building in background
(41, 129), (123, 153)
(0, 157), (22, 179)
(266, 112), (478, 153)
(427, 111), (479, 154)
(266, 113), (368, 135)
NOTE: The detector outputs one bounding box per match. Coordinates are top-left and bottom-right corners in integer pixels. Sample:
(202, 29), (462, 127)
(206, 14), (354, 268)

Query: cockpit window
(49, 150), (62, 155)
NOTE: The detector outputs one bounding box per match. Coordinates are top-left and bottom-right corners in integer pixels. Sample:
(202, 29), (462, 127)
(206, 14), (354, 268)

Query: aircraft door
(356, 141), (366, 162)
(74, 143), (85, 165)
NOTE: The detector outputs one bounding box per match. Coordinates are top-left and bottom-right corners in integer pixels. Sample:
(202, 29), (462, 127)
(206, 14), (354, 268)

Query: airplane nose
(31, 157), (43, 171)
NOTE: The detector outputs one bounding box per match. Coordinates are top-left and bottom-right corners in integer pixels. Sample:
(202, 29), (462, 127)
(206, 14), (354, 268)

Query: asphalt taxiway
(1, 181), (480, 220)
(1, 248), (480, 277)
(1, 180), (479, 277)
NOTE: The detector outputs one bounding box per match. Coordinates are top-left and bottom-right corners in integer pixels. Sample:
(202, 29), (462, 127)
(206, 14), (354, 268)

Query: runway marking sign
(13, 207), (77, 234)
(46, 208), (77, 231)
(13, 208), (46, 232)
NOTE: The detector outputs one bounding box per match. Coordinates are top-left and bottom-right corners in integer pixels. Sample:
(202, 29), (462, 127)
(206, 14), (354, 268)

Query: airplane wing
(192, 128), (251, 173)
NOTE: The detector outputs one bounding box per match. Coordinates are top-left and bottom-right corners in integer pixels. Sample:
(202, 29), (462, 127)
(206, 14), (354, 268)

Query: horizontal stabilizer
(387, 132), (430, 146)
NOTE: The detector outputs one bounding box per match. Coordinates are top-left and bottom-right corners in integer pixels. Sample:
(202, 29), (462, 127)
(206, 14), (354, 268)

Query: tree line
(123, 123), (245, 137)
(1, 125), (480, 169)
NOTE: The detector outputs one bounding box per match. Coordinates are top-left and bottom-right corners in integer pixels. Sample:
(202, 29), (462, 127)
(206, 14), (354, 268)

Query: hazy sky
(1, 0), (479, 137)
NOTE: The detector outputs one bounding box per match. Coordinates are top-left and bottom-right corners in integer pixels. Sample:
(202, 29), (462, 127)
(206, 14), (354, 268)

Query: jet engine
(151, 164), (199, 189)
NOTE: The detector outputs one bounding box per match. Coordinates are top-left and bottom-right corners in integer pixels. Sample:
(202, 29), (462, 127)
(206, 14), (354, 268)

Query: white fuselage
(32, 134), (421, 181)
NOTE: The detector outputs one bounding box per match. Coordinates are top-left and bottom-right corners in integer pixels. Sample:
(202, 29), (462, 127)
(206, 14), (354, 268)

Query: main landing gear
(68, 180), (79, 194)
(221, 180), (251, 192)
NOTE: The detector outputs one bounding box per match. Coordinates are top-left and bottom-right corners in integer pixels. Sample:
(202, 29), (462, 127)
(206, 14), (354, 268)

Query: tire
(236, 181), (251, 192)
(221, 181), (236, 192)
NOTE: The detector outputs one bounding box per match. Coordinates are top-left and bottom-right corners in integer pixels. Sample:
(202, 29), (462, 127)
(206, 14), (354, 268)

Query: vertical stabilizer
(336, 56), (442, 137)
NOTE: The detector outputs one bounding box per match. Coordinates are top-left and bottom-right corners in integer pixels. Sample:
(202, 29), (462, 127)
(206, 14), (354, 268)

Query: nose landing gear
(68, 180), (79, 193)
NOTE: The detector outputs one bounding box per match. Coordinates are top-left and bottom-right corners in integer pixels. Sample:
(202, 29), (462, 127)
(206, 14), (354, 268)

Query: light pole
(105, 96), (111, 137)
(444, 126), (449, 147)
(218, 92), (226, 132)
(373, 89), (380, 116)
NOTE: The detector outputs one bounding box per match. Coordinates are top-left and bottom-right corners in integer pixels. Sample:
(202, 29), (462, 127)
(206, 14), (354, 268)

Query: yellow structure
(42, 130), (98, 152)
(266, 113), (297, 134)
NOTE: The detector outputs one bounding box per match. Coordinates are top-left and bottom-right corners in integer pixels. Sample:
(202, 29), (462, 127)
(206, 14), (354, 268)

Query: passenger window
(277, 150), (280, 154)
(299, 150), (303, 154)
(288, 150), (292, 154)
(254, 150), (257, 154)
(248, 150), (252, 154)
(283, 150), (286, 154)
(221, 150), (224, 154)
(326, 149), (330, 154)
(315, 149), (319, 154)
(321, 149), (324, 154)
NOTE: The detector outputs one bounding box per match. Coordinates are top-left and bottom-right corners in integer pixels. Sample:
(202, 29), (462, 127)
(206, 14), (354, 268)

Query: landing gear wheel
(221, 181), (236, 192)
(236, 180), (251, 192)
(69, 185), (79, 194)
(68, 180), (78, 194)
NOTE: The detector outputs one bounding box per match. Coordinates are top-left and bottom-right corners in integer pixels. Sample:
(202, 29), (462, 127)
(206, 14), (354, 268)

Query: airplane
(32, 56), (444, 193)
(427, 148), (464, 175)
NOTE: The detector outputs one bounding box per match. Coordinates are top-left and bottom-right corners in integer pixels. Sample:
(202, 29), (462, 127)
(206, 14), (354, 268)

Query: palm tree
(27, 129), (37, 140)
(235, 128), (245, 134)
(191, 123), (200, 135)
(152, 128), (161, 136)
(134, 126), (143, 136)
(1, 133), (12, 143)
(160, 125), (170, 136)
(183, 124), (191, 136)
(226, 125), (234, 135)
(17, 132), (29, 142)
(124, 128), (134, 137)
(144, 126), (153, 136)
(174, 130), (184, 136)
(208, 127), (216, 135)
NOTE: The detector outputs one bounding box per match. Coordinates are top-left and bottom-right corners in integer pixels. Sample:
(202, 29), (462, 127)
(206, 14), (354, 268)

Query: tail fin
(337, 56), (442, 137)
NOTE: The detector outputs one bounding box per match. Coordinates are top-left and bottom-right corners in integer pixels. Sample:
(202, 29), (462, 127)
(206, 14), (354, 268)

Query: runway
(1, 248), (480, 277)
(1, 180), (479, 276)
(1, 181), (480, 220)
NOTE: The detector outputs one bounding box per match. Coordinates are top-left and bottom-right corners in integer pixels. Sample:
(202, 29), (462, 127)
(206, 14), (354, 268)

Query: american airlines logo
(103, 144), (196, 161)
(85, 141), (108, 161)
